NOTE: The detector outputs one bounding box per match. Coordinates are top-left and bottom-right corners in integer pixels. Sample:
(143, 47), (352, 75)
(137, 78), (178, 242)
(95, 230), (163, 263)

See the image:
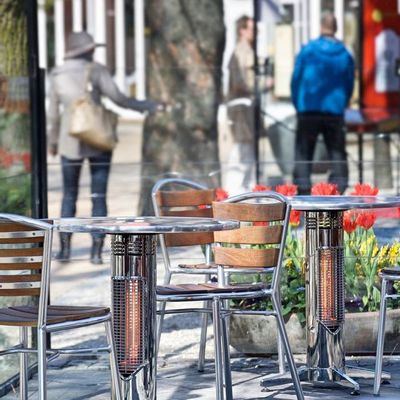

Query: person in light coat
(48, 32), (159, 264)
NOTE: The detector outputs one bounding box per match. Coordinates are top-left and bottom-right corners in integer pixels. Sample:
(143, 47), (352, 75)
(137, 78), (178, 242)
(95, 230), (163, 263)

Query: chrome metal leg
(37, 327), (47, 400)
(19, 327), (28, 400)
(105, 318), (122, 400)
(213, 298), (224, 400)
(374, 278), (388, 396)
(276, 292), (286, 374)
(272, 295), (304, 400)
(156, 271), (172, 354)
(277, 330), (286, 374)
(332, 368), (360, 394)
(221, 313), (233, 400)
(198, 299), (211, 372)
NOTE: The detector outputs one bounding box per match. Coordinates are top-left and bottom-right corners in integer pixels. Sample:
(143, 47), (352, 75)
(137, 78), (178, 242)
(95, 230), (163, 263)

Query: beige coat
(227, 39), (255, 143)
(48, 58), (156, 159)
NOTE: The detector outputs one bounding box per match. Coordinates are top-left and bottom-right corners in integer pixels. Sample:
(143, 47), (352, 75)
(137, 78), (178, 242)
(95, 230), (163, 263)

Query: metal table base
(261, 208), (392, 395)
(111, 234), (157, 400)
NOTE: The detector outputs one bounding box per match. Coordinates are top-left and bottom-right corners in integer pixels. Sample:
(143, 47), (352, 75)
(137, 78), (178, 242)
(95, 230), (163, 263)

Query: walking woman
(48, 32), (159, 264)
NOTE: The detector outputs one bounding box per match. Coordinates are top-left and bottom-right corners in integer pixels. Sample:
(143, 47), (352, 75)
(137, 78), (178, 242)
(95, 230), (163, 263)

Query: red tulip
(215, 187), (229, 201)
(275, 183), (298, 196)
(252, 185), (272, 192)
(20, 152), (31, 172)
(289, 210), (301, 226)
(355, 211), (376, 230)
(343, 211), (357, 234)
(350, 183), (379, 196)
(311, 182), (340, 195)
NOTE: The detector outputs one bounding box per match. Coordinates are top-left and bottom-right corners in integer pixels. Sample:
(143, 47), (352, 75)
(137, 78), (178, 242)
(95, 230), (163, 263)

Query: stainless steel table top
(53, 216), (239, 234)
(289, 195), (400, 211)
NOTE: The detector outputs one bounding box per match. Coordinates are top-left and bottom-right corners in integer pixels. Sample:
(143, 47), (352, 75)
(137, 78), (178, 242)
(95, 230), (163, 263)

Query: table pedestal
(111, 234), (157, 400)
(303, 211), (387, 393)
(305, 211), (346, 382)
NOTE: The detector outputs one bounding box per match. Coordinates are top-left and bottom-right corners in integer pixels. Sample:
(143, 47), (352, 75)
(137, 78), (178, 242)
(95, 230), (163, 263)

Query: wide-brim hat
(64, 32), (105, 59)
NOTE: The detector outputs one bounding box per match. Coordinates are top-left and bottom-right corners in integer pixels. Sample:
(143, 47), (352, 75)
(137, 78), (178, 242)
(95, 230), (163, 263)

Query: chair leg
(156, 271), (172, 355)
(272, 295), (304, 400)
(19, 327), (28, 400)
(221, 312), (233, 400)
(198, 300), (210, 372)
(374, 277), (389, 396)
(37, 327), (47, 400)
(212, 298), (224, 400)
(105, 318), (122, 400)
(277, 331), (286, 374)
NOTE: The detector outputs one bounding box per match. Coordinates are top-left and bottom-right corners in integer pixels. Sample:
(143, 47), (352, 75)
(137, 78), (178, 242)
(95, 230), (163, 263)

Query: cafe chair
(0, 214), (121, 400)
(374, 267), (400, 395)
(151, 177), (218, 371)
(156, 192), (304, 400)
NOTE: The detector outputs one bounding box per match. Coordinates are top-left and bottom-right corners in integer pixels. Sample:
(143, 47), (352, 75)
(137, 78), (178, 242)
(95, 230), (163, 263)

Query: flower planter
(230, 309), (400, 355)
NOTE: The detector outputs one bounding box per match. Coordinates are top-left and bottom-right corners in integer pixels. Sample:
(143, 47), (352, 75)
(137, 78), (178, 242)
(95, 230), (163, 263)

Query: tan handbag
(69, 65), (117, 152)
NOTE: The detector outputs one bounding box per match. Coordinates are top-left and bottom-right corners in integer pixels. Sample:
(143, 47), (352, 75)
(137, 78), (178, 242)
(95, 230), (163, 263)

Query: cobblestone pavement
(3, 354), (400, 399)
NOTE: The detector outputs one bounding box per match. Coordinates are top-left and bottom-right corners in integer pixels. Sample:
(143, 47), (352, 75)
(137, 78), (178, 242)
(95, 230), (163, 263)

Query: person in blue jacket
(291, 11), (354, 194)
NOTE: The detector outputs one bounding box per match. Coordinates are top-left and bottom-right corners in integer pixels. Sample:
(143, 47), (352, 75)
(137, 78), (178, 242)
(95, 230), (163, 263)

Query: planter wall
(230, 309), (400, 355)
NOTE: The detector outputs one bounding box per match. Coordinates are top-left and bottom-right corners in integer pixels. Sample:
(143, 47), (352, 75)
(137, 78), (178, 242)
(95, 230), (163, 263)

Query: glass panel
(0, 0), (34, 387)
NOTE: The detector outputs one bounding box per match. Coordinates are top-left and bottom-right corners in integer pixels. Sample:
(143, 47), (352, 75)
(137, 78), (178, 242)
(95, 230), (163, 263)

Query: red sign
(362, 0), (400, 107)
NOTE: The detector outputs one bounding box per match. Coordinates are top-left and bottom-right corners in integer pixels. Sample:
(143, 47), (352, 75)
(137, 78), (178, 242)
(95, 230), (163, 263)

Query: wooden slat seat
(157, 282), (266, 296)
(0, 305), (110, 326)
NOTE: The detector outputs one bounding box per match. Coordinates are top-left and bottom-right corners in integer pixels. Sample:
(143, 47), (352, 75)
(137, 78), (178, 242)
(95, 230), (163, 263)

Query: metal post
(54, 0), (65, 66)
(111, 234), (157, 400)
(253, 0), (261, 184)
(72, 0), (83, 32)
(305, 211), (345, 382)
(334, 0), (344, 40)
(134, 0), (146, 99)
(94, 0), (107, 64)
(115, 0), (126, 92)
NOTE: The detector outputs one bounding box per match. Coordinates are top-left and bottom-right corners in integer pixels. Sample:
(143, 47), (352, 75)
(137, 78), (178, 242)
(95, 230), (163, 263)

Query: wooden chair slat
(214, 247), (279, 268)
(214, 225), (283, 245)
(0, 274), (41, 283)
(159, 208), (213, 218)
(0, 223), (40, 232)
(156, 189), (215, 207)
(0, 248), (43, 257)
(0, 288), (40, 297)
(213, 201), (285, 222)
(164, 232), (214, 247)
(0, 263), (43, 270)
(0, 306), (109, 326)
(0, 237), (44, 244)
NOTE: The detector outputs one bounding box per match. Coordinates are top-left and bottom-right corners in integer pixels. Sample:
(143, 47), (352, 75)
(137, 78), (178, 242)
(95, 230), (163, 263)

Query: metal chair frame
(374, 268), (400, 395)
(151, 177), (217, 371)
(157, 192), (304, 400)
(0, 213), (121, 400)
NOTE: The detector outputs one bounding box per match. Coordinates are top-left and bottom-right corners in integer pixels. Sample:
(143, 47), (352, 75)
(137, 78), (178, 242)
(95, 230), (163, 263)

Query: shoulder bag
(69, 64), (118, 152)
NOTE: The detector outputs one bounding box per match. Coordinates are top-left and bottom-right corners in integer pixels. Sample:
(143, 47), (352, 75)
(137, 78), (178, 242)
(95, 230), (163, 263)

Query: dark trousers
(293, 113), (348, 194)
(61, 153), (112, 238)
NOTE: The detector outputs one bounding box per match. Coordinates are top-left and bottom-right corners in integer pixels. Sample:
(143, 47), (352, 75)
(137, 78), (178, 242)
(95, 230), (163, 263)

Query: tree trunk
(138, 0), (225, 215)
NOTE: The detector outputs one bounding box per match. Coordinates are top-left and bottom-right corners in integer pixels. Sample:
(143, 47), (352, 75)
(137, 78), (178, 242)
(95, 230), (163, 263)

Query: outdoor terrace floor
(2, 354), (400, 399)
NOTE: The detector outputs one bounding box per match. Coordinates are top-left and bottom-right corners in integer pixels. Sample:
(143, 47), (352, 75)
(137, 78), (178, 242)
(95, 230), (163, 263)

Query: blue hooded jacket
(291, 36), (355, 115)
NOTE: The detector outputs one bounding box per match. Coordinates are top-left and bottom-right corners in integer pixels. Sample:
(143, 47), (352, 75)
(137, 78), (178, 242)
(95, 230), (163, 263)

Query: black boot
(55, 233), (71, 262)
(90, 238), (104, 265)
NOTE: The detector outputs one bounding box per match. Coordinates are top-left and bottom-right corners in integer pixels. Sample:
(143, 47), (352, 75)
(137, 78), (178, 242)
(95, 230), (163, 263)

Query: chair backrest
(0, 214), (53, 324)
(151, 178), (216, 273)
(212, 192), (290, 289)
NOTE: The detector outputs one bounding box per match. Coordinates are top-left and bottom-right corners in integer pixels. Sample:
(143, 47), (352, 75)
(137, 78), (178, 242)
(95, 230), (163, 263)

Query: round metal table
(291, 196), (400, 393)
(54, 216), (239, 400)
